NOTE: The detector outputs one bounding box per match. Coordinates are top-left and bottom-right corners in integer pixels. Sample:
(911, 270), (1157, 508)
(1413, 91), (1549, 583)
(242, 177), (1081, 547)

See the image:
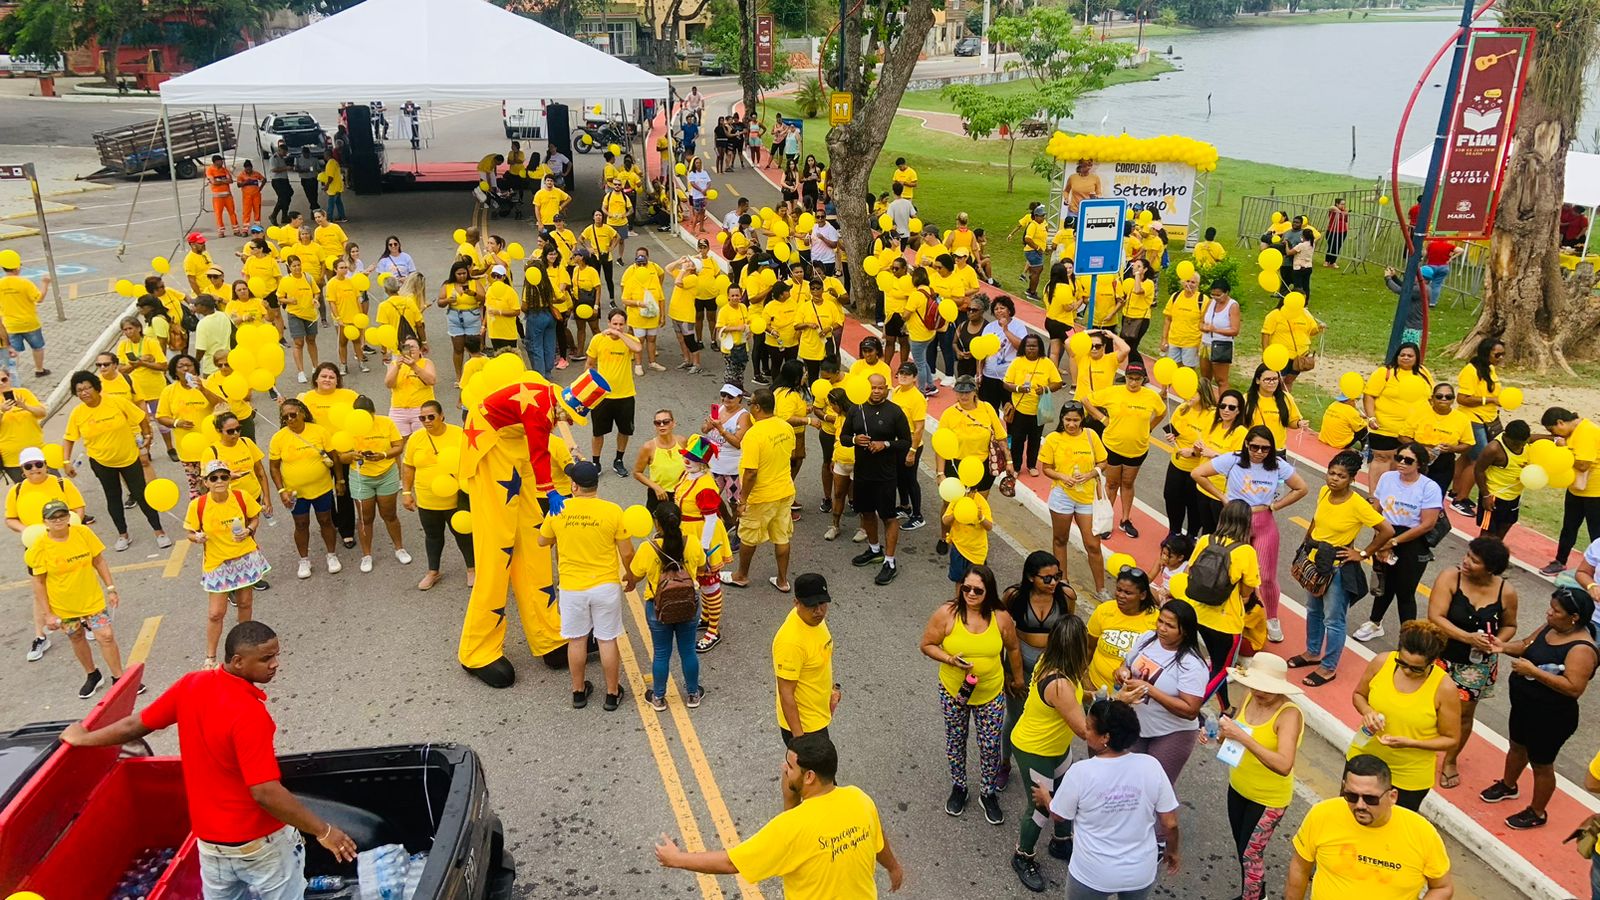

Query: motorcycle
(573, 120), (630, 155)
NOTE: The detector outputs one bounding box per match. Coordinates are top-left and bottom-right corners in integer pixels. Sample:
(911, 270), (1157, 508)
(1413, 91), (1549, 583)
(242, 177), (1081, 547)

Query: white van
(501, 101), (547, 140)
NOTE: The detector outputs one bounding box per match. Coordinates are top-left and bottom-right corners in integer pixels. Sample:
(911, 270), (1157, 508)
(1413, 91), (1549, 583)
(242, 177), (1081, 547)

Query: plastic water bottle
(1536, 663), (1566, 676)
(1359, 712), (1387, 740)
(306, 875), (346, 892)
(1201, 708), (1220, 741)
(1094, 685), (1109, 704)
(230, 517), (247, 539)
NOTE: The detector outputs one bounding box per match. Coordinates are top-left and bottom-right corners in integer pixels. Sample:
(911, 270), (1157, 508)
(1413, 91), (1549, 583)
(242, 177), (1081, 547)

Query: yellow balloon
(345, 409), (375, 435)
(1262, 344), (1291, 371)
(862, 257), (882, 277)
(1521, 463), (1550, 491)
(1378, 195), (1391, 206)
(180, 432), (208, 458)
(844, 376), (871, 405)
(772, 243), (792, 263)
(42, 443), (64, 469)
(576, 304), (596, 319)
(375, 324), (399, 350)
(450, 510), (473, 534)
(143, 478), (181, 512)
(247, 276), (270, 299)
(1256, 270), (1281, 293)
(1171, 367), (1199, 400)
(1067, 330), (1092, 358)
(150, 255), (170, 274)
(707, 189), (719, 201)
(607, 142), (621, 155)
(20, 524), (45, 549)
(1137, 210), (1154, 226)
(527, 267), (544, 286)
(352, 273), (371, 292)
(908, 218), (924, 234)
(957, 456), (986, 487)
(938, 477), (965, 503)
(327, 405), (350, 430)
(1152, 356), (1178, 385)
(938, 299), (959, 323)
(675, 163), (688, 176)
(952, 496), (980, 525)
(363, 326), (382, 347)
(810, 378), (834, 402)
(1104, 551), (1137, 575)
(247, 369), (276, 393)
(1257, 249), (1284, 271)
(1167, 571), (1191, 601)
(352, 313), (371, 330)
(329, 431), (356, 453)
(1339, 371), (1365, 398)
(1282, 292), (1307, 313)
(229, 346), (258, 373)
(222, 372), (249, 399)
(623, 504), (653, 538)
(506, 242), (526, 261)
(931, 427), (961, 459)
(1499, 386), (1524, 411)
(431, 473), (460, 497)
(452, 228), (467, 245)
(1175, 261), (1196, 281)
(1550, 465), (1577, 489)
(343, 324), (360, 340)
(749, 315), (768, 334)
(878, 214), (893, 231)
(115, 279), (136, 297)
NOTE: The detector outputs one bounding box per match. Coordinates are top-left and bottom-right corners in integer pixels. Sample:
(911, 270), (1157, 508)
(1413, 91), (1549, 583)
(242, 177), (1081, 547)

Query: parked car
(257, 111), (328, 161)
(699, 53), (728, 75)
(954, 37), (981, 57)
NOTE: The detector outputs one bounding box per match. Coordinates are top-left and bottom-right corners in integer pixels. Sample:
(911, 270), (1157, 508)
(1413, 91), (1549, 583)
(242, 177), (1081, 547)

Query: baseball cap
(952, 247), (970, 257)
(953, 374), (978, 393)
(720, 383), (744, 398)
(795, 573), (832, 607)
(41, 499), (70, 519)
(18, 447), (44, 466)
(186, 233), (206, 244)
(205, 266), (225, 277)
(491, 264), (508, 277)
(203, 459), (231, 477)
(566, 460), (600, 488)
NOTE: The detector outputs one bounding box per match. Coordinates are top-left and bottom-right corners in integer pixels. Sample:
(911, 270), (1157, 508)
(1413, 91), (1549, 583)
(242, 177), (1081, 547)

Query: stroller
(473, 175), (521, 220)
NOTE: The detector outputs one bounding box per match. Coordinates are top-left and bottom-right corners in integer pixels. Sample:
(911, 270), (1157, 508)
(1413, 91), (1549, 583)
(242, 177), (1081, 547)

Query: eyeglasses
(1395, 455), (1419, 465)
(205, 473), (232, 483)
(419, 413), (438, 422)
(654, 419), (674, 426)
(222, 427), (241, 435)
(21, 462), (45, 471)
(1218, 403), (1240, 411)
(1341, 790), (1386, 808)
(1246, 443), (1272, 452)
(1036, 573), (1060, 583)
(960, 584), (986, 596)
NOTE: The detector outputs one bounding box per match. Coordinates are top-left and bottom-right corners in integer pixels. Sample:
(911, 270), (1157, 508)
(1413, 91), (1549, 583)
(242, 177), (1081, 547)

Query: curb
(42, 302), (134, 420)
(0, 227), (40, 241)
(0, 203), (76, 222)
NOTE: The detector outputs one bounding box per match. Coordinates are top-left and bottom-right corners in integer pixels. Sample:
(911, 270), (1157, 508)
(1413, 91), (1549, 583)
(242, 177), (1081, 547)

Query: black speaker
(342, 105), (383, 195)
(545, 103), (571, 162)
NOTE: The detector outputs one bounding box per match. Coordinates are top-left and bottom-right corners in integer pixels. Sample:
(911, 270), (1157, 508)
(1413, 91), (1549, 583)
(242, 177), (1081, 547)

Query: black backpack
(1187, 537), (1238, 606)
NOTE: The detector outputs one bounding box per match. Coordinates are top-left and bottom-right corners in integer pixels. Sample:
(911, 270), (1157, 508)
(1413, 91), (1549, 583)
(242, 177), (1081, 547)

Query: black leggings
(418, 504), (475, 571)
(897, 446), (923, 518)
(1011, 413), (1043, 470)
(90, 458), (160, 535)
(1395, 787), (1428, 811)
(1195, 495), (1221, 536)
(1163, 462), (1203, 537)
(598, 257), (616, 301)
(331, 463), (356, 541)
(1556, 492), (1600, 561)
(1198, 624), (1242, 709)
(1368, 539), (1429, 627)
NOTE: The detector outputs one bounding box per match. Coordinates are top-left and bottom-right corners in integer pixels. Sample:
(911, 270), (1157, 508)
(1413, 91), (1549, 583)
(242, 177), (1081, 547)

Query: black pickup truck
(0, 665), (514, 899)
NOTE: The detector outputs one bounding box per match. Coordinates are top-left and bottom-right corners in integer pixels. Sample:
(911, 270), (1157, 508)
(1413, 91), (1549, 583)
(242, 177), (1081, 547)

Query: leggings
(1121, 316), (1151, 361)
(332, 464), (357, 541)
(1011, 414), (1043, 471)
(1162, 462), (1203, 537)
(90, 458), (160, 535)
(1227, 787), (1287, 900)
(897, 447), (923, 518)
(1367, 539), (1429, 628)
(1130, 730), (1196, 842)
(1557, 492), (1600, 562)
(697, 572), (725, 638)
(417, 505), (475, 571)
(1198, 625), (1243, 708)
(598, 257), (616, 300)
(1195, 495), (1221, 535)
(269, 180), (293, 224)
(1251, 507), (1281, 619)
(940, 687), (1006, 795)
(1013, 746), (1071, 854)
(1324, 231), (1347, 265)
(1395, 787), (1428, 811)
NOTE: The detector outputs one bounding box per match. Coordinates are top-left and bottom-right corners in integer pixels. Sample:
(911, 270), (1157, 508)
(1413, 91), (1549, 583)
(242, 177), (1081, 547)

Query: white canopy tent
(1399, 145), (1600, 249)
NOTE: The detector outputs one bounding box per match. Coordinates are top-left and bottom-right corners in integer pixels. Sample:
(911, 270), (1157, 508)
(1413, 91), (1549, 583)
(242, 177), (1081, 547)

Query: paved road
(0, 95), (1521, 899)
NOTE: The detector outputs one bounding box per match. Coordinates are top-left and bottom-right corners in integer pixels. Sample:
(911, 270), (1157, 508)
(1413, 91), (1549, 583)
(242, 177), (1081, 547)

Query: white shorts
(559, 582), (625, 641)
(632, 327), (658, 338)
(832, 461), (855, 478)
(1048, 485), (1095, 516)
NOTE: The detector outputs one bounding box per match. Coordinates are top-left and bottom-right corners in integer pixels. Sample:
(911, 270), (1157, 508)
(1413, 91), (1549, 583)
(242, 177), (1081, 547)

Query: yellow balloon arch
(1045, 132), (1220, 173)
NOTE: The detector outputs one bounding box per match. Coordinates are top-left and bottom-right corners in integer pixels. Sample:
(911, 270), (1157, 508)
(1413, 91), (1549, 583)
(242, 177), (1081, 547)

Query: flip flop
(769, 576), (791, 593)
(1302, 669), (1337, 687)
(1286, 654), (1321, 669)
(1439, 769), (1461, 789)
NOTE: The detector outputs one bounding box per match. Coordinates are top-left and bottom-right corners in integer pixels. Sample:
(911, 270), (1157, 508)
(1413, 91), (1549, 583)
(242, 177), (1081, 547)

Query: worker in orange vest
(204, 154), (241, 238)
(235, 160), (266, 230)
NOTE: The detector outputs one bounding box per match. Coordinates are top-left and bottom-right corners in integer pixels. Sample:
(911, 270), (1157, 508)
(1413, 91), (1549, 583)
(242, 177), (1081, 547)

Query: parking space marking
(162, 539), (190, 578)
(127, 615), (162, 665)
(0, 558), (165, 593)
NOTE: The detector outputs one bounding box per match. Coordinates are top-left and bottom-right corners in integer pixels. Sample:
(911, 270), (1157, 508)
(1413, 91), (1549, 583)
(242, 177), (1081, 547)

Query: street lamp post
(981, 0), (992, 69)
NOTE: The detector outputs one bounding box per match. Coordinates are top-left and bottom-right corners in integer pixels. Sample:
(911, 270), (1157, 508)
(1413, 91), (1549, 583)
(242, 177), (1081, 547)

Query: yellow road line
(616, 627), (726, 900)
(724, 183), (740, 197)
(623, 589), (765, 899)
(127, 615), (162, 665)
(163, 539), (191, 578)
(0, 558), (166, 593)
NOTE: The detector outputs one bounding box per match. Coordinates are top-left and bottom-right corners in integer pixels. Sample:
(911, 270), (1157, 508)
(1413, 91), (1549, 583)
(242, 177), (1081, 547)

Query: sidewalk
(675, 85), (1593, 900)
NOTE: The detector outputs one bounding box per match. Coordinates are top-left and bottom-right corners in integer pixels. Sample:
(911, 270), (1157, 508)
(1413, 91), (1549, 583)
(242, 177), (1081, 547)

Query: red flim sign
(1428, 27), (1534, 239)
(756, 15), (774, 74)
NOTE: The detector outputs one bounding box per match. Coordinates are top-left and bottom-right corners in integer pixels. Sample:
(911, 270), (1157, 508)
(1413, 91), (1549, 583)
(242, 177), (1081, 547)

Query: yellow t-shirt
(1309, 486), (1386, 546)
(442, 282), (481, 312)
(765, 297), (798, 349)
(156, 382), (211, 463)
(1092, 385), (1165, 458)
(1193, 240), (1226, 268)
(268, 423), (335, 501)
(325, 277), (364, 326)
(299, 388), (358, 429)
(586, 333), (636, 400)
(1071, 347), (1119, 401)
(848, 359), (892, 384)
(1045, 282), (1077, 325)
(0, 274), (43, 333)
(1364, 367), (1433, 437)
(795, 301), (835, 362)
(1023, 219), (1049, 252)
(1291, 799), (1448, 900)
(1248, 392), (1304, 449)
(202, 370), (254, 422)
(549, 435), (574, 496)
(1185, 534), (1260, 635)
(716, 302), (748, 340)
(279, 274), (319, 322)
(390, 359), (436, 409)
(402, 425), (466, 511)
(1320, 402), (1367, 449)
(350, 415), (402, 477)
(182, 249), (214, 289)
(1568, 419), (1600, 498)
(242, 252), (282, 294)
(740, 416), (797, 504)
(485, 282), (521, 342)
(539, 496), (626, 590)
(65, 396), (144, 468)
(1041, 429), (1105, 504)
(774, 386), (809, 440)
(629, 538), (707, 600)
(621, 262), (665, 330)
(1076, 275), (1121, 328)
(1003, 357), (1062, 416)
(726, 785), (883, 900)
(1261, 307), (1318, 356)
(1402, 406), (1471, 449)
(548, 228), (579, 267)
(889, 386), (928, 443)
(1455, 363), (1500, 425)
(205, 437), (265, 500)
(891, 165), (918, 199)
(377, 294), (424, 333)
(946, 227), (976, 253)
(533, 187), (570, 226)
(225, 297), (268, 325)
(948, 491), (992, 564)
(0, 387), (44, 466)
(25, 524), (106, 618)
(667, 272), (697, 325)
(6, 476), (85, 525)
(183, 490), (262, 571)
(935, 402), (1006, 461)
(1168, 403), (1210, 472)
(313, 223), (348, 262)
(771, 607), (834, 732)
(1085, 600), (1162, 691)
(282, 243), (323, 283)
(1122, 280), (1157, 321)
(1163, 291), (1203, 347)
(602, 191), (631, 227)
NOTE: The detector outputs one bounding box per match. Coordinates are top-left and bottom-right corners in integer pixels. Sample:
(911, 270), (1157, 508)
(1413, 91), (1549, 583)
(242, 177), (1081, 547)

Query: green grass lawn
(898, 58), (1177, 115)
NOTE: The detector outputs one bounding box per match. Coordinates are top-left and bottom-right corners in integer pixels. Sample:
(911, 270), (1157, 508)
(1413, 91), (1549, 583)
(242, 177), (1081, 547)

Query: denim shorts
(446, 308), (483, 337)
(285, 315), (317, 340)
(1467, 421), (1493, 460)
(291, 490), (334, 516)
(1024, 250), (1045, 268)
(1048, 485), (1094, 516)
(9, 329), (44, 352)
(349, 465), (401, 500)
(1165, 344), (1201, 368)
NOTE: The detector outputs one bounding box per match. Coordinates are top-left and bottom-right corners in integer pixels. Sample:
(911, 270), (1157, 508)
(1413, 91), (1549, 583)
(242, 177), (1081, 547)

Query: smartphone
(710, 403), (721, 421)
(2, 390), (14, 404)
(124, 351), (137, 364)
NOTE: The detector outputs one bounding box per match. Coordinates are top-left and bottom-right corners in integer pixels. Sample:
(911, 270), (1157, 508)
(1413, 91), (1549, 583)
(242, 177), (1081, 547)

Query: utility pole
(838, 0), (847, 91)
(981, 0), (993, 69)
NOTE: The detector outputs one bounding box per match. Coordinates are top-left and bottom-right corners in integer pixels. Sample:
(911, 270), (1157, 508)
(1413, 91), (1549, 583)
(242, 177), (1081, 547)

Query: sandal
(768, 576), (791, 593)
(695, 632), (720, 654)
(1438, 768), (1461, 790)
(1285, 654), (1321, 669)
(201, 656), (217, 670)
(1301, 669), (1337, 687)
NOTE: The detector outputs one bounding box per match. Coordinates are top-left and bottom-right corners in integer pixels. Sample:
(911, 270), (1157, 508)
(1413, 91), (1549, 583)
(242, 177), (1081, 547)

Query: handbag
(1566, 815), (1600, 859)
(1292, 352), (1317, 372)
(989, 439), (1016, 498)
(1090, 472), (1115, 536)
(1290, 539), (1334, 597)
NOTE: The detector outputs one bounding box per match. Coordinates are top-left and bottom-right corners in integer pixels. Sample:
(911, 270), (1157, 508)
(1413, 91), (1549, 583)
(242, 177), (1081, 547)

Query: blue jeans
(197, 824), (306, 900)
(646, 599), (700, 697)
(326, 191), (345, 220)
(1590, 851), (1600, 900)
(524, 309), (557, 376)
(1304, 566), (1349, 670)
(911, 339), (935, 391)
(1427, 267), (1448, 306)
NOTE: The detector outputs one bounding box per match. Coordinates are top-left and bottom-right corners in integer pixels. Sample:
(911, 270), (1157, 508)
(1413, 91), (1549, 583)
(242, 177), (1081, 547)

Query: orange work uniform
(236, 168), (266, 228)
(205, 163), (239, 236)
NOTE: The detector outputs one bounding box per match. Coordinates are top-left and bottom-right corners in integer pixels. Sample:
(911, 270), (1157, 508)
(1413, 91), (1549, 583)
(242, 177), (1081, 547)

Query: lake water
(1062, 19), (1600, 176)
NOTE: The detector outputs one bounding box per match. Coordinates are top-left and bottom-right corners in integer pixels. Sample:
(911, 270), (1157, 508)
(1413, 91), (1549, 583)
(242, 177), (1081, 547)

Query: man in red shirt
(61, 621), (356, 899)
(1423, 238), (1459, 307)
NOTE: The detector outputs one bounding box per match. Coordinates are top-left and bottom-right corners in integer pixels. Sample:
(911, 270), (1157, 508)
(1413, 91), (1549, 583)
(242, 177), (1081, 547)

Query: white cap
(720, 383), (744, 398)
(491, 264), (508, 277)
(203, 459), (231, 477)
(18, 447), (44, 466)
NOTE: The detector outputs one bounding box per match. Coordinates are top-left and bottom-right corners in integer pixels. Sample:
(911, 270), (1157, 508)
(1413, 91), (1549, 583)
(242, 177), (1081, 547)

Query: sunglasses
(420, 413), (439, 422)
(1119, 565), (1147, 580)
(96, 361), (116, 367)
(1396, 455), (1419, 465)
(960, 584), (986, 596)
(1433, 393), (1455, 400)
(1247, 443), (1272, 452)
(205, 473), (232, 482)
(1036, 573), (1060, 583)
(1341, 790), (1386, 807)
(21, 462), (45, 471)
(1218, 403), (1240, 411)
(1396, 659), (1433, 677)
(222, 427), (241, 435)
(282, 411), (300, 419)
(654, 419), (674, 426)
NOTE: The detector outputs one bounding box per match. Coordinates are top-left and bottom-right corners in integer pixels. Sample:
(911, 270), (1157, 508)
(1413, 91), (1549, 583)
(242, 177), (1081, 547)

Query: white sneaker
(852, 528), (867, 543)
(113, 536), (131, 552)
(359, 555), (374, 573)
(1351, 621), (1385, 643)
(297, 370), (308, 384)
(297, 558), (312, 579)
(824, 525), (839, 541)
(395, 548), (413, 565)
(26, 635), (48, 662)
(85, 629), (96, 642)
(1267, 618), (1285, 643)
(155, 533), (172, 549)
(633, 364), (644, 376)
(326, 553), (343, 574)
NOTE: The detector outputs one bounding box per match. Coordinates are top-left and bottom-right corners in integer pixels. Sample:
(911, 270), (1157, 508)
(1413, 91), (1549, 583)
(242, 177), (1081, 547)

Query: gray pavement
(0, 90), (1523, 899)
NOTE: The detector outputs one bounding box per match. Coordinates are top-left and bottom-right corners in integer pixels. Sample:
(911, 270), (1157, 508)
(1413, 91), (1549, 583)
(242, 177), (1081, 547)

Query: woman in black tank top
(1001, 551), (1079, 779)
(1427, 536), (1519, 789)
